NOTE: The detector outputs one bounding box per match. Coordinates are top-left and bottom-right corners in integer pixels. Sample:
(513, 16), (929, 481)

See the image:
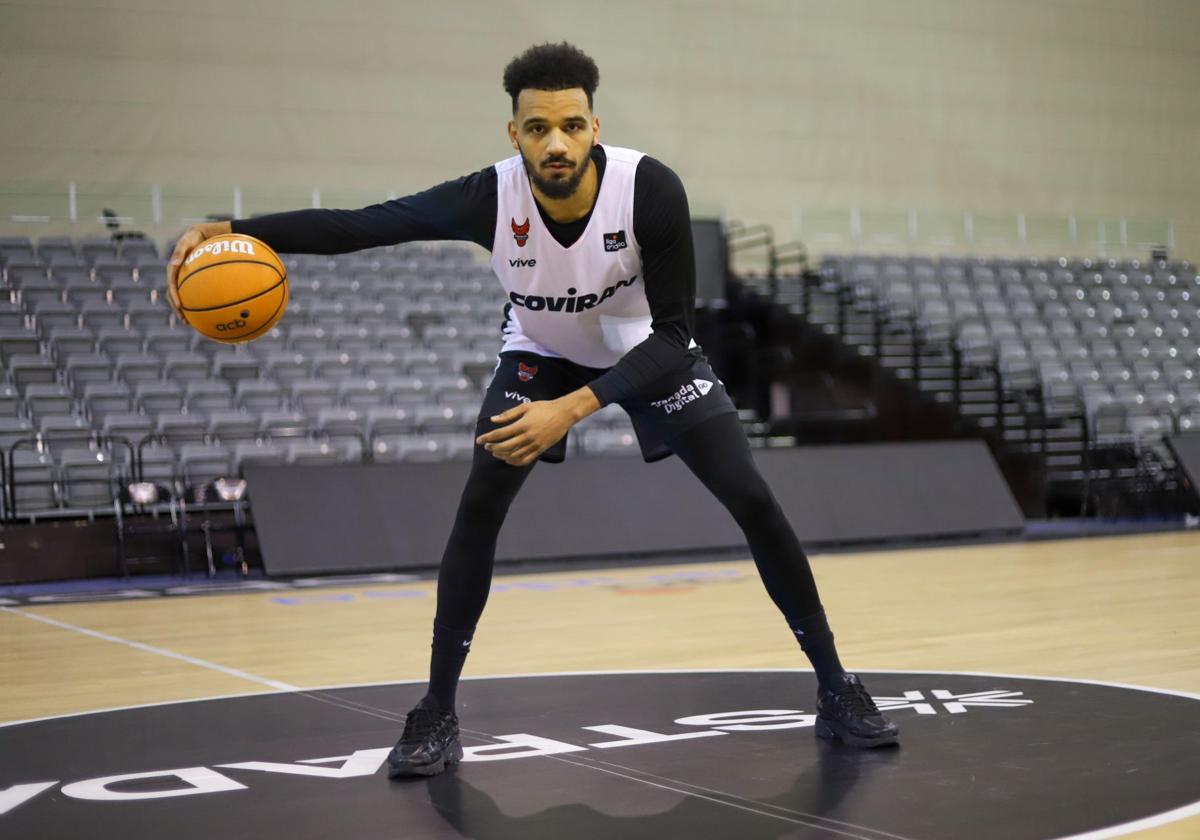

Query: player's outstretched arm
(230, 170), (496, 258)
(165, 221), (231, 321)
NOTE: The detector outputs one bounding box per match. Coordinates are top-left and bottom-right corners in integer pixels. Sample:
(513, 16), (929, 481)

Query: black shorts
(477, 350), (738, 463)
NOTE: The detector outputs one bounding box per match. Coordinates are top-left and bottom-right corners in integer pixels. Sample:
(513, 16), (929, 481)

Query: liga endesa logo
(0, 689), (1033, 813)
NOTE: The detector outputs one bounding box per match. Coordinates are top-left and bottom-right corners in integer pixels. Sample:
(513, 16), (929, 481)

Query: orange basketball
(176, 233), (288, 344)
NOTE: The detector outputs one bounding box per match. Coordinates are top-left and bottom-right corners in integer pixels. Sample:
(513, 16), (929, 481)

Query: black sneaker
(815, 674), (899, 748)
(387, 703), (463, 778)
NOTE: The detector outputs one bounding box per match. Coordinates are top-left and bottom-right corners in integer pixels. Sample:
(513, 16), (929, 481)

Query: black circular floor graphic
(3, 671), (1200, 840)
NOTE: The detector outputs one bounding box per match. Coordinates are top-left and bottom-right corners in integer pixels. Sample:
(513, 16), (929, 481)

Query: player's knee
(723, 478), (780, 526)
(460, 463), (526, 518)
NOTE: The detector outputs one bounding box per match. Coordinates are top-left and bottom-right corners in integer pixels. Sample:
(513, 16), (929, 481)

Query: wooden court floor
(2, 530), (1199, 838)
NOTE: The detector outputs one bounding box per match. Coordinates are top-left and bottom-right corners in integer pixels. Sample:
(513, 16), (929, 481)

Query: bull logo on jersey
(517, 362), (538, 382)
(511, 217), (531, 247)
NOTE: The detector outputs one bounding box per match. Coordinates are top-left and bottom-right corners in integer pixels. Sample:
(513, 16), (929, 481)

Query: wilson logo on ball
(177, 235), (288, 346)
(184, 238), (257, 265)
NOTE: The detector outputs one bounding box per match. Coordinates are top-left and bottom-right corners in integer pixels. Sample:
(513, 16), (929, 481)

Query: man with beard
(167, 42), (899, 778)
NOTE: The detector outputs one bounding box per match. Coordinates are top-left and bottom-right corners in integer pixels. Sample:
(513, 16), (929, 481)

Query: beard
(521, 149), (590, 200)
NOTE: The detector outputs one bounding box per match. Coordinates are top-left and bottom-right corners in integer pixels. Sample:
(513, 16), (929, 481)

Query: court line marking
(296, 688), (909, 840)
(5, 667), (1200, 727)
(0, 606), (297, 693)
(2, 668), (1198, 839)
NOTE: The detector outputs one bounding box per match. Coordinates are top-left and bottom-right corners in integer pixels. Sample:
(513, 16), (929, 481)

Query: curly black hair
(502, 42), (600, 112)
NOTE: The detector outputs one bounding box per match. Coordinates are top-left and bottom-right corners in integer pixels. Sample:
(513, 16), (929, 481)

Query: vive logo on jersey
(603, 230), (627, 252)
(651, 378), (714, 415)
(504, 391), (531, 404)
(508, 275), (639, 313)
(517, 362), (538, 382)
(511, 217), (530, 247)
(509, 258), (537, 268)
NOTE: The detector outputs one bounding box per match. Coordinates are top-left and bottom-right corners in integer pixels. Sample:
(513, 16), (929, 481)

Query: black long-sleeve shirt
(231, 146), (697, 406)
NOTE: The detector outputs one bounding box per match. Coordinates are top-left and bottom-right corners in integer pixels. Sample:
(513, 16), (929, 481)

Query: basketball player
(167, 42), (899, 776)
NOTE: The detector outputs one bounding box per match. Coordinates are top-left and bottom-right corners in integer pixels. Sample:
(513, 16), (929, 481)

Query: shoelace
(833, 682), (880, 716)
(401, 707), (450, 741)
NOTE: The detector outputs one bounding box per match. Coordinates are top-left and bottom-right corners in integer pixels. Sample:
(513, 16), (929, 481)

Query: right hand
(165, 221), (232, 321)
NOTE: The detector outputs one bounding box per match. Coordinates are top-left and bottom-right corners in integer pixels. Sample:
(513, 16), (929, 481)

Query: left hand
(476, 400), (575, 466)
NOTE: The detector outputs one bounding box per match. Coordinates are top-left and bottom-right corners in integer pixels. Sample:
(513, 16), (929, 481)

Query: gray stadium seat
(10, 355), (58, 390)
(24, 383), (75, 418)
(357, 350), (401, 379)
(101, 413), (154, 445)
(0, 328), (42, 363)
(232, 441), (287, 471)
(0, 417), (35, 451)
(58, 447), (126, 509)
(64, 280), (110, 308)
(580, 428), (640, 456)
(332, 325), (373, 353)
(39, 415), (94, 451)
(143, 327), (194, 356)
(207, 410), (261, 445)
(314, 408), (367, 461)
(286, 325), (333, 353)
(382, 376), (427, 404)
(163, 351), (211, 383)
(31, 301), (80, 331)
(336, 377), (386, 409)
(0, 302), (26, 331)
(0, 384), (20, 417)
(312, 351), (356, 379)
(372, 436), (443, 463)
(365, 406), (418, 441)
(235, 380), (285, 411)
(423, 431), (475, 460)
(115, 352), (162, 385)
(16, 276), (66, 308)
(284, 440), (340, 465)
(178, 443), (234, 489)
(46, 326), (96, 360)
(10, 449), (58, 513)
(137, 444), (178, 483)
(155, 411), (208, 448)
(97, 328), (143, 357)
(79, 301), (126, 330)
(135, 381), (184, 414)
(373, 325), (415, 348)
(259, 409), (308, 439)
(213, 354), (261, 383)
(288, 380), (337, 414)
(184, 381), (233, 413)
(263, 351), (310, 382)
(82, 381), (133, 420)
(126, 299), (171, 331)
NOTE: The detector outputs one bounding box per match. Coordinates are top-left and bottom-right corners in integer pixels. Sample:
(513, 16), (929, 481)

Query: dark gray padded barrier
(245, 439), (1024, 576)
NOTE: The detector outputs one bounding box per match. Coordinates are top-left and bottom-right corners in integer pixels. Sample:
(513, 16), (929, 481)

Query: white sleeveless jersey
(490, 144), (651, 369)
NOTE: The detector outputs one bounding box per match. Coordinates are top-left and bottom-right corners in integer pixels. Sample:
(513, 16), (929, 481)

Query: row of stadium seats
(0, 237), (606, 521)
(801, 254), (1199, 492)
(2, 409), (642, 520)
(0, 235), (480, 273)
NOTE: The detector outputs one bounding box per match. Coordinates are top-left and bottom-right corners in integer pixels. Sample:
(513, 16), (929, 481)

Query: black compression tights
(425, 411), (835, 709)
